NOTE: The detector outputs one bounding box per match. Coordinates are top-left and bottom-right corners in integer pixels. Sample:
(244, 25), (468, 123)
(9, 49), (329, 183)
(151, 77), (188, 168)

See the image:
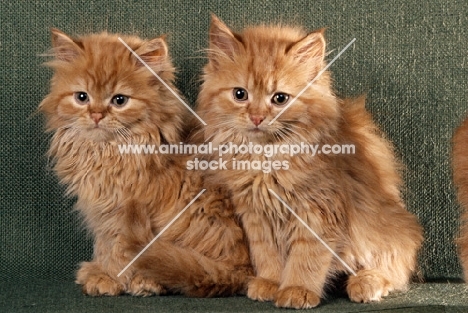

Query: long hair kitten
(193, 15), (423, 309)
(39, 29), (251, 297)
(452, 117), (468, 278)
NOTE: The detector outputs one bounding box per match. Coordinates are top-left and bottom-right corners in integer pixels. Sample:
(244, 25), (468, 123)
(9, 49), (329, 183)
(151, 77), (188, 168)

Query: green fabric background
(1, 0), (468, 311)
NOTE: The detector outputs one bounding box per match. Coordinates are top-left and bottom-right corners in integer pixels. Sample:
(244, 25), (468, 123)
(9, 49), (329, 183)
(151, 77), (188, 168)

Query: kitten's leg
(241, 212), (282, 302)
(174, 198), (254, 296)
(129, 186), (253, 297)
(345, 206), (422, 303)
(76, 231), (136, 296)
(76, 210), (164, 297)
(274, 214), (332, 309)
(132, 240), (249, 297)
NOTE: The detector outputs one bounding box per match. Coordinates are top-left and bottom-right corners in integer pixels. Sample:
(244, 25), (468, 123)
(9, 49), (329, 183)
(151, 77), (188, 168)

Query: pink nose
(250, 115), (265, 126)
(90, 112), (103, 124)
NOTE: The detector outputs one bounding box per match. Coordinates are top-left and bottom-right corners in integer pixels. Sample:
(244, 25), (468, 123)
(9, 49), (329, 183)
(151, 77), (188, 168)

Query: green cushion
(1, 281), (467, 312)
(1, 0), (468, 310)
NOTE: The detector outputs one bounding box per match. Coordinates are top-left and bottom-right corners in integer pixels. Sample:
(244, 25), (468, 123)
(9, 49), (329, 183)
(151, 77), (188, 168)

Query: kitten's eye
(74, 92), (89, 105)
(271, 93), (289, 106)
(111, 94), (129, 107)
(233, 88), (248, 102)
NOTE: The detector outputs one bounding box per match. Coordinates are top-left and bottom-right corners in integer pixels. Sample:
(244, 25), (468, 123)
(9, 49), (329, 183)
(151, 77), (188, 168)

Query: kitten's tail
(131, 240), (253, 297)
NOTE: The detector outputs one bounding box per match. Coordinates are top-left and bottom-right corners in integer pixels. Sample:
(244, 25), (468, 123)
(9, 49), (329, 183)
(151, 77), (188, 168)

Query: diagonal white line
(118, 37), (207, 126)
(268, 188), (357, 276)
(269, 38), (356, 125)
(117, 189), (206, 277)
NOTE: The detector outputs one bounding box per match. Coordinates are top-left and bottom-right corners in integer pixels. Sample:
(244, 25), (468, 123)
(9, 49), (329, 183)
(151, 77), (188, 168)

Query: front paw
(274, 286), (321, 309)
(347, 270), (392, 303)
(128, 273), (166, 296)
(247, 277), (279, 302)
(76, 262), (124, 296)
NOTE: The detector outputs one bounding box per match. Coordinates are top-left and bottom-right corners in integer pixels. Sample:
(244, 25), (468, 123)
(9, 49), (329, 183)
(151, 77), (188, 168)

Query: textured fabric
(1, 0), (467, 288)
(1, 281), (467, 312)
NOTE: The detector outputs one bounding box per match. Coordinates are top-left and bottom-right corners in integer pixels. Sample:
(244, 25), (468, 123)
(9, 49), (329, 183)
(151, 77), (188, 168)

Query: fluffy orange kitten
(39, 29), (251, 297)
(193, 16), (423, 309)
(452, 117), (468, 279)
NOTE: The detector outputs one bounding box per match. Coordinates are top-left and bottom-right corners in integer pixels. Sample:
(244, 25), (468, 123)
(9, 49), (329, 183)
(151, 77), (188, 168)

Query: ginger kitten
(39, 29), (251, 297)
(193, 16), (423, 308)
(452, 117), (468, 279)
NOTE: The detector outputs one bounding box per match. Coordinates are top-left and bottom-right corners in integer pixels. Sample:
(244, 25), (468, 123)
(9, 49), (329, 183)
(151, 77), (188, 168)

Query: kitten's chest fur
(52, 135), (151, 199)
(49, 130), (186, 231)
(210, 152), (346, 225)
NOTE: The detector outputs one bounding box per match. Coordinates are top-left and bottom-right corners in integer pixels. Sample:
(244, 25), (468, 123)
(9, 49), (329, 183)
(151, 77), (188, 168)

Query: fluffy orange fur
(39, 29), (251, 297)
(193, 16), (423, 309)
(452, 117), (468, 279)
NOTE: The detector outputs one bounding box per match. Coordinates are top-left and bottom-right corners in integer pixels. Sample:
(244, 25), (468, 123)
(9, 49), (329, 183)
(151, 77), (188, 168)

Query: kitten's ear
(51, 28), (82, 62)
(289, 29), (326, 74)
(209, 14), (241, 62)
(136, 36), (168, 66)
